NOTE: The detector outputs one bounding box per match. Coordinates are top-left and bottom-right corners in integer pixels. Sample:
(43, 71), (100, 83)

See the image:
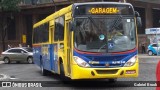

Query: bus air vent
(96, 69), (118, 74)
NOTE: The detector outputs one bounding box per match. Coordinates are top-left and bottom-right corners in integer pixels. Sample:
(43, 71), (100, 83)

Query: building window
(152, 9), (160, 28)
(33, 22), (49, 43)
(7, 18), (16, 40)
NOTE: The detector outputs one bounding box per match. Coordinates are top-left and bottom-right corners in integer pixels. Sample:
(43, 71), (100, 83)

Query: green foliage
(0, 0), (20, 12)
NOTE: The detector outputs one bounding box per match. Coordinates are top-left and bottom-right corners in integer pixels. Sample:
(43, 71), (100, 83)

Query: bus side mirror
(135, 11), (142, 28)
(69, 21), (76, 31)
(69, 20), (83, 31)
(136, 17), (142, 28)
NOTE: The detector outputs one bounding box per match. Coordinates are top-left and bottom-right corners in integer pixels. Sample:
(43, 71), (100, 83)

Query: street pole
(158, 20), (160, 56)
(156, 28), (158, 56)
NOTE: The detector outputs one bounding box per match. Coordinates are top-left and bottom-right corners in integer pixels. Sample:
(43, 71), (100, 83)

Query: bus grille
(96, 69), (118, 74)
(92, 64), (122, 68)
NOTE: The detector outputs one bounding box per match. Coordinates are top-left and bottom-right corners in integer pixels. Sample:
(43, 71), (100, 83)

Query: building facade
(0, 0), (160, 53)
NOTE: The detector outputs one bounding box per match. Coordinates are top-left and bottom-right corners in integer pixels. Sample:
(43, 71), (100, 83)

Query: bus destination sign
(74, 4), (134, 16)
(88, 7), (120, 14)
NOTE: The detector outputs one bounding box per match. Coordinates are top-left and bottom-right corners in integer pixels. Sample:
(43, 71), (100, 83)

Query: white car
(147, 43), (160, 55)
(1, 47), (33, 64)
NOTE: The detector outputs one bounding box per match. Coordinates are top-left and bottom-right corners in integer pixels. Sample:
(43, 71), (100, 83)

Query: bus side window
(54, 23), (59, 41)
(54, 16), (65, 41)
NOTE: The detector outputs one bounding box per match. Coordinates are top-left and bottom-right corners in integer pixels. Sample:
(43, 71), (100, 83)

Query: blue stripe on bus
(50, 44), (54, 70)
(73, 50), (137, 68)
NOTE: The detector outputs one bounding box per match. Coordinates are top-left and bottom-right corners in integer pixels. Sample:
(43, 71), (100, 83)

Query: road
(0, 54), (159, 90)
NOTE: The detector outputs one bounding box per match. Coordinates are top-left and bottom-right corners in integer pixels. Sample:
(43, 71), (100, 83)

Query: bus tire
(108, 78), (117, 83)
(60, 62), (65, 80)
(16, 61), (21, 64)
(40, 60), (48, 76)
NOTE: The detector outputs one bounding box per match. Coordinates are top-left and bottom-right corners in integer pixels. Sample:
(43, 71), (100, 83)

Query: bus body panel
(33, 44), (59, 72)
(73, 49), (137, 68)
(70, 49), (138, 79)
(33, 45), (41, 66)
(71, 60), (138, 79)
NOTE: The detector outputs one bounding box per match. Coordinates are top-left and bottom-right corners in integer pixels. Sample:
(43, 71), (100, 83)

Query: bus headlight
(124, 55), (137, 67)
(73, 56), (90, 68)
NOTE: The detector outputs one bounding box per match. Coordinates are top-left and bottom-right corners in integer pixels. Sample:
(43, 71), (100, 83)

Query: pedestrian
(108, 28), (123, 40)
(141, 44), (146, 54)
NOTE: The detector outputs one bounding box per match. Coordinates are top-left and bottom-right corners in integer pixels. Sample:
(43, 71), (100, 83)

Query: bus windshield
(74, 16), (136, 53)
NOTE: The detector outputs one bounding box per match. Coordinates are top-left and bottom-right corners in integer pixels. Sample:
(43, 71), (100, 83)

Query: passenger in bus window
(108, 28), (123, 40)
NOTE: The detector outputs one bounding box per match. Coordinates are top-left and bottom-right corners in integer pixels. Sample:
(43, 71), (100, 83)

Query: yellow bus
(33, 2), (141, 81)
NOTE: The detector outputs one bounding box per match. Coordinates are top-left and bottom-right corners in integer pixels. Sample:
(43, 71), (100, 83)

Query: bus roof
(73, 2), (132, 6)
(33, 4), (72, 28)
(33, 2), (133, 28)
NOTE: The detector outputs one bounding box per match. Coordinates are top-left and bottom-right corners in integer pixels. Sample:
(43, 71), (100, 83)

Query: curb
(139, 56), (160, 59)
(138, 54), (160, 59)
(0, 61), (4, 64)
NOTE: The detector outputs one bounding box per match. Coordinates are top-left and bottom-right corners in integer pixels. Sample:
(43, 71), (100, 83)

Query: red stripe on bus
(32, 44), (41, 47)
(74, 48), (137, 55)
(110, 48), (137, 54)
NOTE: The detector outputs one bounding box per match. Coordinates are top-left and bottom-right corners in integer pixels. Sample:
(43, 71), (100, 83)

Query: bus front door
(66, 20), (72, 76)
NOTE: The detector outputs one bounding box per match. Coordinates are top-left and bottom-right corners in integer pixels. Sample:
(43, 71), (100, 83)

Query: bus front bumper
(71, 61), (139, 80)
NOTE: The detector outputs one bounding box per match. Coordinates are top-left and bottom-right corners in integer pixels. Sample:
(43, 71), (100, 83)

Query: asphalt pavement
(0, 54), (158, 90)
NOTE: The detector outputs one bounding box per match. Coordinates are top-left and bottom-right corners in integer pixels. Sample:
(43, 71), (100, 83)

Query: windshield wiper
(87, 16), (100, 31)
(88, 16), (108, 53)
(110, 15), (123, 30)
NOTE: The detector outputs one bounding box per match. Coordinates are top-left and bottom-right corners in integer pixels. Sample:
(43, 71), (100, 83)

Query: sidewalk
(0, 61), (4, 64)
(138, 54), (160, 59)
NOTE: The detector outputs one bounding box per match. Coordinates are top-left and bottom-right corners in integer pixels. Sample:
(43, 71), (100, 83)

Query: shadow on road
(41, 72), (132, 88)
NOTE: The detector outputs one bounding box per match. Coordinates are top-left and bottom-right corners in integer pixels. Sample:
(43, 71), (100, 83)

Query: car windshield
(23, 48), (33, 52)
(74, 16), (136, 53)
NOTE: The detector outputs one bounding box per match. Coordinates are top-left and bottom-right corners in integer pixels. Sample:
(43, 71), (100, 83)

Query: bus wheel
(60, 62), (65, 79)
(40, 62), (48, 76)
(16, 61), (21, 64)
(108, 78), (117, 83)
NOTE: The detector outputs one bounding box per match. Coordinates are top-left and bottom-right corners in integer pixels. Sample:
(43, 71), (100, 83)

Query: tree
(0, 0), (20, 51)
